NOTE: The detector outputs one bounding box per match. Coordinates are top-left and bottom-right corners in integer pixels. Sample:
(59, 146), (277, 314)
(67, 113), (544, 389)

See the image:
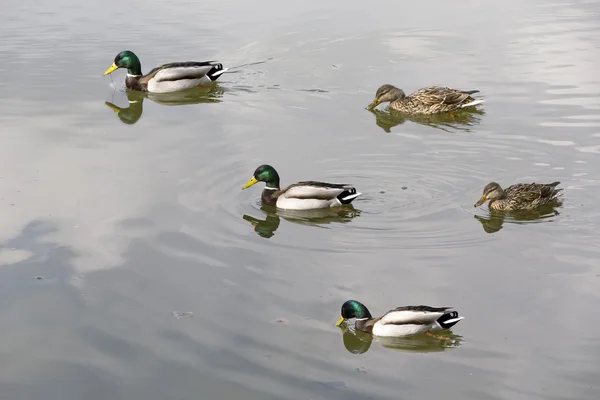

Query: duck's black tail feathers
(336, 187), (362, 205)
(544, 181), (563, 199)
(207, 63), (228, 81)
(437, 311), (464, 330)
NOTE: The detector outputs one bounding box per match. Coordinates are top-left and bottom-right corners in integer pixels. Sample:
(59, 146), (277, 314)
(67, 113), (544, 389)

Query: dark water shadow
(368, 107), (484, 133)
(105, 85), (225, 125)
(0, 219), (77, 294)
(474, 204), (562, 234)
(242, 205), (361, 239)
(339, 325), (463, 354)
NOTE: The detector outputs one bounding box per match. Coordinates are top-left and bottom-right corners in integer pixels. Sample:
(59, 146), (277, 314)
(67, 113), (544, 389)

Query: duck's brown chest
(261, 190), (278, 207)
(489, 200), (510, 211)
(125, 76), (148, 92)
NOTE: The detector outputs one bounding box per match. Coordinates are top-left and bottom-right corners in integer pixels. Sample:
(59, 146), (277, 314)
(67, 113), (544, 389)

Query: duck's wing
(147, 61), (224, 82)
(378, 305), (452, 325)
(278, 181), (355, 200)
(506, 182), (561, 201)
(412, 87), (478, 105)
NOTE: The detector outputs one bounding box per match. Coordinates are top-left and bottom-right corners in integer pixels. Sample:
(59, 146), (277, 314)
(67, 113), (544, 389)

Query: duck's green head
(242, 164), (281, 190)
(104, 50), (142, 76)
(367, 84), (406, 110)
(336, 300), (372, 326)
(474, 181), (504, 207)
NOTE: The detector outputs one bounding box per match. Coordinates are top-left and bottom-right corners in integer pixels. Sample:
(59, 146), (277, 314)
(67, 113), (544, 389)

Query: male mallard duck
(474, 181), (563, 211)
(103, 50), (227, 93)
(242, 164), (361, 210)
(336, 300), (463, 338)
(367, 84), (484, 115)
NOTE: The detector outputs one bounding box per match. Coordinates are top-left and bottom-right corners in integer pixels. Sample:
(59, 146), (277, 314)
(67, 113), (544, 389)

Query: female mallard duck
(242, 164), (361, 210)
(367, 84), (484, 115)
(336, 300), (464, 337)
(474, 181), (563, 211)
(103, 50), (228, 93)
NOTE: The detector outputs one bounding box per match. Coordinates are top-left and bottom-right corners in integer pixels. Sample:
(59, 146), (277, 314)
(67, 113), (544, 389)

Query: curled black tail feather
(336, 187), (360, 205)
(207, 64), (226, 81)
(437, 311), (462, 329)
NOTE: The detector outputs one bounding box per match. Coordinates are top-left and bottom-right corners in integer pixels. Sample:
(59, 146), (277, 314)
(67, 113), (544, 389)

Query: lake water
(1, 0), (599, 399)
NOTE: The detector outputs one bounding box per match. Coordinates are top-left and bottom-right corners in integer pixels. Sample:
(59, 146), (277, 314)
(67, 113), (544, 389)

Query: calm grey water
(1, 0), (600, 399)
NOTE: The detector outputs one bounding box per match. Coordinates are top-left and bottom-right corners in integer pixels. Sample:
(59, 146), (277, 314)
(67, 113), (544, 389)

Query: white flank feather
(147, 78), (206, 93)
(275, 197), (337, 210)
(372, 323), (431, 337)
(153, 66), (216, 82)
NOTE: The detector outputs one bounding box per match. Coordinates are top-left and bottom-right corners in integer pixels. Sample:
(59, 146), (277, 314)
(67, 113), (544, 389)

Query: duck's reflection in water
(105, 84), (225, 125)
(339, 324), (463, 354)
(368, 107), (484, 133)
(242, 205), (361, 238)
(474, 204), (562, 234)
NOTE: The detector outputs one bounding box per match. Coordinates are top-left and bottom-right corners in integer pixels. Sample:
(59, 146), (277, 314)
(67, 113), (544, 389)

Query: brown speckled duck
(474, 181), (563, 211)
(367, 84), (484, 115)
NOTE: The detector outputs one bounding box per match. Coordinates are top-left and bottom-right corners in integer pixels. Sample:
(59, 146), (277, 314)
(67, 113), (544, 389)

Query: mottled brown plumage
(367, 84), (484, 115)
(474, 181), (563, 211)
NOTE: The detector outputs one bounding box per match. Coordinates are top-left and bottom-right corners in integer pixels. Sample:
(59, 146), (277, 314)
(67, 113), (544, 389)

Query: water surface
(1, 1), (599, 399)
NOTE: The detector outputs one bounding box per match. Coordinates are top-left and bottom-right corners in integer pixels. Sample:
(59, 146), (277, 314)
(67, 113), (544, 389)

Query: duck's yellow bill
(366, 99), (380, 110)
(104, 63), (119, 76)
(335, 316), (345, 326)
(474, 196), (487, 207)
(242, 176), (258, 190)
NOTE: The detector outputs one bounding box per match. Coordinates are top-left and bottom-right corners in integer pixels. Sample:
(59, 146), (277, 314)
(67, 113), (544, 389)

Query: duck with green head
(336, 300), (464, 338)
(242, 165), (361, 210)
(367, 84), (484, 115)
(103, 50), (228, 93)
(474, 181), (563, 211)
